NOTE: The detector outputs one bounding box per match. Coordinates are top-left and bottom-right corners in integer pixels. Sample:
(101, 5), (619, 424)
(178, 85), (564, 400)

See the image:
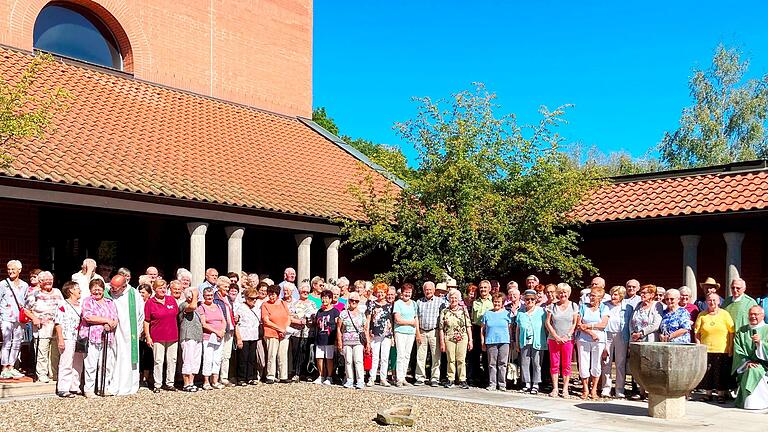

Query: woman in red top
(261, 285), (291, 384)
(143, 279), (179, 393)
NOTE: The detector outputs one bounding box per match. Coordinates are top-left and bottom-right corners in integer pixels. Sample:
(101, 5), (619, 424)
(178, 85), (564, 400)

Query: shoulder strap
(6, 278), (22, 310)
(347, 310), (361, 333)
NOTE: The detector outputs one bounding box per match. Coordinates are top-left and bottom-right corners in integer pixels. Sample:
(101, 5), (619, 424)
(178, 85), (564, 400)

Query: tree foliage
(339, 85), (601, 284)
(1, 53), (69, 169)
(571, 145), (663, 177)
(660, 45), (768, 168)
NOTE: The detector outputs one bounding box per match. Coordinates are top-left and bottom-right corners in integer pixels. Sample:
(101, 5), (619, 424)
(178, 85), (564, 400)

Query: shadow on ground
(574, 402), (647, 417)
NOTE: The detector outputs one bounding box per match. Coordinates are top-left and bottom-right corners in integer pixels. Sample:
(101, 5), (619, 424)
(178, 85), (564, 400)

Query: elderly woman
(136, 283), (153, 387)
(694, 292), (735, 403)
(393, 283), (420, 386)
(440, 288), (473, 388)
(629, 284), (663, 400)
(679, 286), (699, 340)
(218, 280), (240, 386)
(143, 279), (179, 392)
(481, 292), (513, 392)
(313, 289), (340, 385)
(26, 271), (63, 383)
(235, 287), (261, 385)
(337, 291), (367, 389)
(308, 276), (325, 309)
(198, 286), (226, 390)
(54, 281), (82, 397)
(367, 282), (393, 386)
(600, 286), (634, 398)
(576, 286), (609, 400)
(545, 283), (577, 398)
(659, 288), (691, 343)
(516, 289), (547, 394)
(288, 281), (315, 381)
(655, 286), (666, 303)
(81, 279), (118, 397)
(261, 284), (291, 384)
(1, 260), (30, 380)
(169, 280), (184, 307)
(178, 287), (202, 392)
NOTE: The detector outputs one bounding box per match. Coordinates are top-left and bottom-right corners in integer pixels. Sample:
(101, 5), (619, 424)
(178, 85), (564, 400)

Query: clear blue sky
(313, 1), (768, 164)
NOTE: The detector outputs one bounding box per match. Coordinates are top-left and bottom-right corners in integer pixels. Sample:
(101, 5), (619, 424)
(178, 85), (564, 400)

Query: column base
(647, 394), (686, 419)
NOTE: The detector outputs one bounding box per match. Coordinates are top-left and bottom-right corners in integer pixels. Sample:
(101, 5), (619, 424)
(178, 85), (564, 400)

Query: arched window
(33, 3), (123, 70)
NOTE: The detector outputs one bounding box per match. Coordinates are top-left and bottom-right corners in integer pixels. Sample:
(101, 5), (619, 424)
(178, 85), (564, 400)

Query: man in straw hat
(696, 277), (724, 313)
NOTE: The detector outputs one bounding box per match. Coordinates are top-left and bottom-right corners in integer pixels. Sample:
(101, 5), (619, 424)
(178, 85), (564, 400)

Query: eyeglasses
(349, 300), (360, 303)
(524, 298), (536, 302)
(247, 297), (258, 300)
(300, 291), (310, 294)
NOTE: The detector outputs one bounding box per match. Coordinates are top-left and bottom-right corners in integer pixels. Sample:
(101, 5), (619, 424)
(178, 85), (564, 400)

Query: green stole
(733, 324), (768, 408)
(725, 294), (757, 330)
(103, 287), (139, 364)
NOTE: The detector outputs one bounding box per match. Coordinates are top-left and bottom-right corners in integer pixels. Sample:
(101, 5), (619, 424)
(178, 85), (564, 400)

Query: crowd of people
(1, 259), (768, 409)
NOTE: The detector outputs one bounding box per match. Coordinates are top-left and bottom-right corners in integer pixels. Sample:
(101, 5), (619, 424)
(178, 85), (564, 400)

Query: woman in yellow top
(694, 292), (735, 403)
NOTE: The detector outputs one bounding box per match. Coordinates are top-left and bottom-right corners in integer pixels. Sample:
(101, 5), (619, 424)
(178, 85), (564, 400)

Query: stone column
(187, 222), (208, 287)
(295, 233), (313, 285)
(325, 237), (341, 283)
(680, 235), (700, 299)
(723, 232), (745, 297)
(225, 226), (245, 274)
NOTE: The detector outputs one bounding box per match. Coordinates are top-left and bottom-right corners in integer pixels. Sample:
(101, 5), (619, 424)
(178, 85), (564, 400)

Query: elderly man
(696, 277), (723, 312)
(415, 281), (446, 386)
(0, 260), (29, 379)
(145, 267), (159, 283)
(525, 275), (539, 290)
(198, 268), (219, 292)
(624, 279), (641, 308)
(279, 267), (298, 301)
(733, 305), (768, 409)
(107, 274), (145, 396)
(581, 277), (610, 305)
(725, 278), (758, 330)
(72, 258), (103, 300)
(469, 280), (493, 387)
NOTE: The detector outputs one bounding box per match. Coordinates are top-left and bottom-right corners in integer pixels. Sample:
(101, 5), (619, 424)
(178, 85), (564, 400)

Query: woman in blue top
(659, 288), (691, 343)
(515, 289), (547, 394)
(576, 286), (609, 400)
(481, 292), (512, 392)
(393, 283), (420, 386)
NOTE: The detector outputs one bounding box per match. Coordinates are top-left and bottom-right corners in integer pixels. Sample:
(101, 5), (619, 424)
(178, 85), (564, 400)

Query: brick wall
(1, 0), (312, 117)
(0, 201), (39, 279)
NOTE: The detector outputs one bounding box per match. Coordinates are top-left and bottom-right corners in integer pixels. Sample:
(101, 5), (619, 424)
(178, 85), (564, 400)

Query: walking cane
(97, 330), (108, 396)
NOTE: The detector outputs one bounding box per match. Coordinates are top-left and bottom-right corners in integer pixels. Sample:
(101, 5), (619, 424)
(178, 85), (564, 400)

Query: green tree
(339, 84), (600, 284)
(571, 145), (663, 177)
(660, 45), (768, 168)
(312, 107), (415, 182)
(1, 53), (69, 169)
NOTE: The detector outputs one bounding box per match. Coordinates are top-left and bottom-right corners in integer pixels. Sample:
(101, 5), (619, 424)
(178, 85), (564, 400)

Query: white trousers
(415, 329), (440, 382)
(220, 332), (233, 380)
(0, 321), (23, 367)
(394, 332), (415, 383)
(180, 339), (202, 375)
(265, 337), (289, 380)
(202, 339), (223, 377)
(83, 342), (116, 394)
(152, 341), (178, 387)
(576, 339), (605, 379)
(601, 332), (627, 394)
(57, 339), (83, 393)
(370, 336), (392, 381)
(343, 344), (365, 385)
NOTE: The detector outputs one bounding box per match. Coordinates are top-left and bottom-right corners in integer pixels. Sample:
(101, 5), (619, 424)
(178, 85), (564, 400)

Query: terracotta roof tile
(0, 48), (398, 221)
(573, 170), (768, 223)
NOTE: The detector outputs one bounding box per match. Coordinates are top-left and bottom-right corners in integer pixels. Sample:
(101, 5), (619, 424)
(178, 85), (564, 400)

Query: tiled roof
(0, 47), (398, 221)
(573, 166), (768, 223)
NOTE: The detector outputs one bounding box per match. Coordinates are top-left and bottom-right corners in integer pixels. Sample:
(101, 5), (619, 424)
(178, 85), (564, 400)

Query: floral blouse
(80, 296), (118, 346)
(440, 307), (470, 343)
(660, 307), (692, 343)
(369, 302), (393, 338)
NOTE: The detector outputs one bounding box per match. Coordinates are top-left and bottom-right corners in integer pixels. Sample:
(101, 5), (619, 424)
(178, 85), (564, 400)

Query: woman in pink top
(143, 279), (179, 393)
(197, 287), (226, 390)
(81, 279), (118, 397)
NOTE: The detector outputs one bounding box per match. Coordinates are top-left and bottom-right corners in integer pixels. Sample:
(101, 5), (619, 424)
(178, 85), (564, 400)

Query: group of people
(1, 258), (768, 409)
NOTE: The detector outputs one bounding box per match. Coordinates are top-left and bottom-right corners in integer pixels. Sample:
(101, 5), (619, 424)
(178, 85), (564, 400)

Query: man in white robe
(106, 275), (145, 396)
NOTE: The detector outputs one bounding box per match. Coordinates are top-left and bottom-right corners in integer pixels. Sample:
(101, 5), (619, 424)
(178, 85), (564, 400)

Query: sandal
(580, 392), (588, 400)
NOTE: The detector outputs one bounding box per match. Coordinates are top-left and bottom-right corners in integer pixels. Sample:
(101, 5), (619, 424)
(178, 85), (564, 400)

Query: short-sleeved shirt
(660, 307), (692, 344)
(393, 300), (417, 335)
(547, 301), (578, 341)
(416, 296), (446, 331)
(178, 301), (203, 342)
(197, 303), (226, 342)
(235, 302), (261, 341)
(289, 299), (317, 338)
(482, 309), (512, 345)
(261, 300), (291, 339)
(471, 297), (494, 325)
(55, 301), (81, 341)
(578, 303), (608, 343)
(144, 295), (179, 343)
(694, 309), (735, 353)
(81, 296), (118, 346)
(340, 310), (366, 346)
(308, 293), (322, 309)
(314, 307), (340, 346)
(27, 288), (64, 338)
(369, 302), (393, 338)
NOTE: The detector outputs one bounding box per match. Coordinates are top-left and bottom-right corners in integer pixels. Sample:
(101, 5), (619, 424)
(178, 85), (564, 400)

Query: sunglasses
(524, 298), (536, 302)
(349, 299), (360, 303)
(247, 297), (258, 300)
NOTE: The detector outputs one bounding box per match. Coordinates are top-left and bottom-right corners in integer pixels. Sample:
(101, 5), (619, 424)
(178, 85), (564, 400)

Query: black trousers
(468, 324), (488, 385)
(238, 340), (258, 382)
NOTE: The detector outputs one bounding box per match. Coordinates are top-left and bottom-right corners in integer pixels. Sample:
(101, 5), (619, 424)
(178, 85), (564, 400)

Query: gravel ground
(0, 383), (552, 431)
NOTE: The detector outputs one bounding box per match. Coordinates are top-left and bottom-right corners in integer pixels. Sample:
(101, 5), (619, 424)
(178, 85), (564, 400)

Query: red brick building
(0, 0), (399, 285)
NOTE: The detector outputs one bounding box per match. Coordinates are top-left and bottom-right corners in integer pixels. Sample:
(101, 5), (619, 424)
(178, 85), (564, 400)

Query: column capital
(723, 232), (745, 245)
(324, 237), (341, 250)
(225, 226), (245, 239)
(187, 221), (208, 236)
(680, 235), (701, 248)
(295, 233), (313, 247)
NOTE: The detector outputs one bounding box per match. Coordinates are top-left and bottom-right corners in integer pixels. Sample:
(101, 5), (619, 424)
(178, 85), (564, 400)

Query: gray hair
(6, 260), (21, 269)
(298, 281), (310, 291)
(679, 286), (692, 296)
(216, 276), (231, 287)
(37, 270), (53, 281)
(447, 288), (462, 299)
(183, 288), (194, 301)
(117, 267), (131, 277)
(176, 268), (192, 280)
(556, 282), (572, 296)
(337, 277), (350, 288)
(664, 288), (679, 298)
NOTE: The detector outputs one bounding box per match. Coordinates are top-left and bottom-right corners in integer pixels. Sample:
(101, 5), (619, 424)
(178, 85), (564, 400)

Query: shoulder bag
(68, 301), (90, 353)
(347, 310), (368, 345)
(5, 278), (31, 324)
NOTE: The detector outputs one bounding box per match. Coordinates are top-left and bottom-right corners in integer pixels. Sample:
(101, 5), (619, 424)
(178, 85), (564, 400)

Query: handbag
(347, 310), (368, 346)
(5, 278), (31, 324)
(67, 301), (89, 353)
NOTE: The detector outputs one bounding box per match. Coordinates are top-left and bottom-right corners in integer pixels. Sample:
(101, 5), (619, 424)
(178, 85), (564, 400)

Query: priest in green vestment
(733, 305), (768, 409)
(724, 278), (757, 331)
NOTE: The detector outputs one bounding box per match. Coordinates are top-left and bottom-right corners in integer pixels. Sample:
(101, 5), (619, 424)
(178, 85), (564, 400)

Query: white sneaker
(355, 381), (365, 389)
(84, 392), (97, 398)
(322, 378), (332, 386)
(366, 379), (374, 387)
(9, 368), (24, 378)
(343, 380), (354, 389)
(0, 369), (12, 379)
(312, 377), (323, 385)
(38, 375), (50, 383)
(381, 380), (391, 387)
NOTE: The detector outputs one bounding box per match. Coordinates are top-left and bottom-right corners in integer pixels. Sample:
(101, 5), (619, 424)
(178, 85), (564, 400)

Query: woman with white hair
(178, 287), (202, 392)
(678, 286), (699, 341)
(0, 260), (30, 379)
(600, 285), (634, 398)
(659, 288), (691, 343)
(544, 283), (577, 398)
(26, 270), (63, 383)
(439, 288), (472, 388)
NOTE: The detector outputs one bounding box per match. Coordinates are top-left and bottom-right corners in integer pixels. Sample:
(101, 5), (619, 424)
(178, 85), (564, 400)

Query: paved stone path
(368, 385), (768, 431)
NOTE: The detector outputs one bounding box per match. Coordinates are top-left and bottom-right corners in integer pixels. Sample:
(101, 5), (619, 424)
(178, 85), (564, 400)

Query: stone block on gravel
(376, 403), (416, 426)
